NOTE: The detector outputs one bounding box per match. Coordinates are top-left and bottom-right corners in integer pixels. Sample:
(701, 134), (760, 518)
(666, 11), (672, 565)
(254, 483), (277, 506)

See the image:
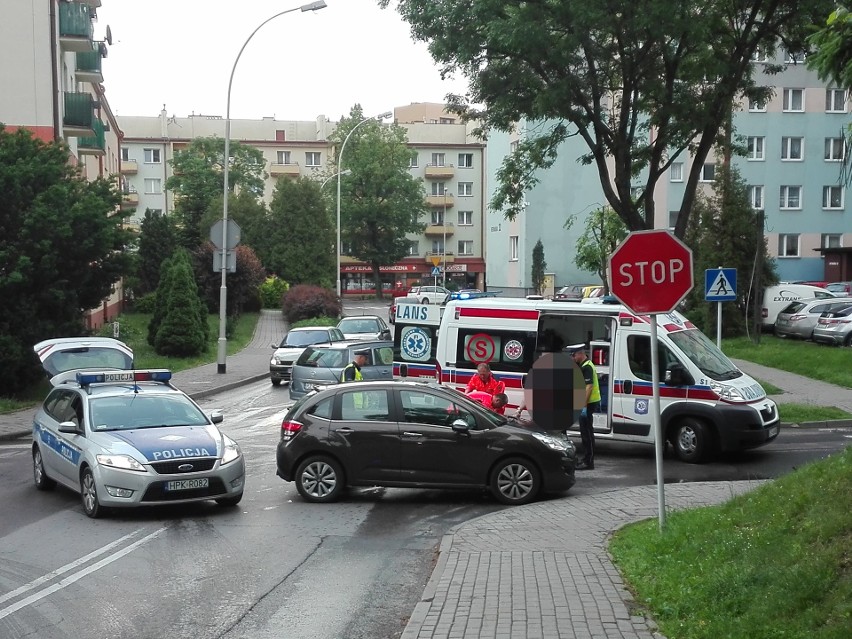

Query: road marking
(0, 526), (167, 619)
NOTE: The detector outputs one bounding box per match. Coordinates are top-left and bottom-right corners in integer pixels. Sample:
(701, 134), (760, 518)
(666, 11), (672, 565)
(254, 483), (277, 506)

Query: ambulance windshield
(668, 329), (741, 381)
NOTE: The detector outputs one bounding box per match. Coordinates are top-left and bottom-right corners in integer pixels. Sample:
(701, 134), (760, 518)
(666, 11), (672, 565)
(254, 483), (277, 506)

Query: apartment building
(0, 0), (124, 327)
(119, 102), (487, 293)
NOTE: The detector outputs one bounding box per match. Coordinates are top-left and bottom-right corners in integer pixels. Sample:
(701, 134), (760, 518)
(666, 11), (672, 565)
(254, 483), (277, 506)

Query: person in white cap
(566, 343), (600, 470)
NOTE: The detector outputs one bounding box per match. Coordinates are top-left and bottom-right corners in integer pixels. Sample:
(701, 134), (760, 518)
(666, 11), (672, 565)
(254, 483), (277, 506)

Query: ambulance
(392, 302), (443, 379)
(432, 298), (780, 463)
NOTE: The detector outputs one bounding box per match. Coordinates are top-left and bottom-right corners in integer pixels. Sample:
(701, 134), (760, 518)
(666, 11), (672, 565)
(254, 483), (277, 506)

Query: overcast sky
(96, 0), (469, 122)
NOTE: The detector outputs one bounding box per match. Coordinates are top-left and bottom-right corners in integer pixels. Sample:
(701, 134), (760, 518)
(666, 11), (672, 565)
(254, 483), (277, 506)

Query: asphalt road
(1, 374), (849, 639)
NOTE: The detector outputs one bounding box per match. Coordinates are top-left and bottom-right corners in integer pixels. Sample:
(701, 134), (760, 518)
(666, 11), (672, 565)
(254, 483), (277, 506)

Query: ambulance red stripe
(458, 307), (540, 320)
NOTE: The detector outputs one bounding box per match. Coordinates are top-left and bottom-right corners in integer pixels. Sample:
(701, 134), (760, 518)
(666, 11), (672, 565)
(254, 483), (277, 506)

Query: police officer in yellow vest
(566, 344), (600, 470)
(341, 350), (368, 383)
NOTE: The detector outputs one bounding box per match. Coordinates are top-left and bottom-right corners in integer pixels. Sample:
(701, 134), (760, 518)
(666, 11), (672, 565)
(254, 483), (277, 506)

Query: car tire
(490, 457), (541, 505)
(671, 417), (714, 463)
(216, 493), (243, 508)
(421, 297), (430, 304)
(295, 456), (345, 503)
(33, 447), (56, 491)
(80, 467), (106, 518)
(271, 379), (281, 387)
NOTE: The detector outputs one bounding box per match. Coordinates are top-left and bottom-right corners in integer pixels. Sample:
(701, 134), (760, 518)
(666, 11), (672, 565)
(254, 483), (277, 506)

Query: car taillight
(761, 308), (768, 318)
(789, 314), (806, 321)
(281, 420), (303, 439)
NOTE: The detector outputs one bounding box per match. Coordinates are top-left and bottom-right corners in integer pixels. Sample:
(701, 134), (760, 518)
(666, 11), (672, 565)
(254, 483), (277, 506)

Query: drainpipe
(49, 0), (60, 141)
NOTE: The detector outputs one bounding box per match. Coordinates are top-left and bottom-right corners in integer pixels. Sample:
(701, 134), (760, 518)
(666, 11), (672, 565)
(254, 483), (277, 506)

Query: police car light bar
(76, 370), (173, 386)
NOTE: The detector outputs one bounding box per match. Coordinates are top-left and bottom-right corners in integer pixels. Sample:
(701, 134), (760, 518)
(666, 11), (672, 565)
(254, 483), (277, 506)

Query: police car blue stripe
(111, 427), (218, 462)
(35, 423), (82, 465)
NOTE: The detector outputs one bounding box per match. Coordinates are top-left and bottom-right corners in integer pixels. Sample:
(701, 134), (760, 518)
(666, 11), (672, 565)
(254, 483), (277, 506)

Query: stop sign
(608, 230), (693, 314)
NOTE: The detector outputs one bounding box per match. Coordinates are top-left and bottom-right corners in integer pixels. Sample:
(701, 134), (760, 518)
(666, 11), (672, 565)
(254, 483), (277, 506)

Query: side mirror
(665, 363), (693, 386)
(58, 421), (80, 434)
(451, 419), (471, 433)
(271, 343), (278, 349)
(209, 411), (224, 424)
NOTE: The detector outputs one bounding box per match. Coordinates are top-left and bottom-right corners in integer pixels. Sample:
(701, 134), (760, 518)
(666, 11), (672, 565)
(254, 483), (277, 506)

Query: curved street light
(217, 0), (327, 374)
(321, 169), (351, 190)
(335, 111), (393, 298)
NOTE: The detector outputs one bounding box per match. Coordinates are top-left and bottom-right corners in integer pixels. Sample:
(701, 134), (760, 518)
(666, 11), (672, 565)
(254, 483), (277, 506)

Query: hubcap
(497, 464), (533, 501)
(34, 452), (44, 483)
(678, 428), (697, 453)
(301, 462), (337, 498)
(82, 474), (97, 513)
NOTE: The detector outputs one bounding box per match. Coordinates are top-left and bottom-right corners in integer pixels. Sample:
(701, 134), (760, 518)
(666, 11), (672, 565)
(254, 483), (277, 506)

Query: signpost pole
(649, 317), (666, 531)
(717, 301), (722, 349)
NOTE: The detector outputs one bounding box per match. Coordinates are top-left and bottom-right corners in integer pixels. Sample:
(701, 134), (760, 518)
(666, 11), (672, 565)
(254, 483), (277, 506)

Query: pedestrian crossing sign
(704, 268), (737, 301)
(431, 266), (441, 276)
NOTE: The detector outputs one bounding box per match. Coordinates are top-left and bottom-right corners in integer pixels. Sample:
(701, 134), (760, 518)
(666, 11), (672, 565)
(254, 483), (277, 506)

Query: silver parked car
(336, 315), (392, 341)
(811, 304), (852, 346)
(774, 297), (852, 340)
(269, 326), (345, 386)
(289, 340), (394, 400)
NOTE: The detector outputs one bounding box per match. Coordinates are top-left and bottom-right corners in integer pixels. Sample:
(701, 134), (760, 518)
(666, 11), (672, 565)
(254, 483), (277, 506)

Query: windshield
(338, 318), (378, 334)
(298, 348), (346, 368)
(280, 330), (330, 348)
(43, 347), (133, 376)
(89, 394), (209, 431)
(667, 329), (741, 381)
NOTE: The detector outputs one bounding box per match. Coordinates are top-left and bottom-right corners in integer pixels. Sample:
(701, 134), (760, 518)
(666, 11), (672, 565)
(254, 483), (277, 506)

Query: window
(431, 239), (445, 253)
(277, 150), (291, 164)
(305, 152), (320, 167)
(627, 336), (680, 382)
(510, 140), (520, 153)
(458, 182), (473, 196)
(700, 164), (716, 182)
(752, 47), (767, 62)
(509, 235), (519, 261)
(431, 182), (447, 196)
(458, 153), (473, 168)
(409, 154), (419, 168)
(431, 210), (444, 225)
(779, 186), (802, 209)
(339, 389), (390, 421)
(822, 234), (842, 249)
(458, 210), (473, 226)
(781, 137), (803, 160)
(778, 234), (800, 257)
(782, 88), (804, 112)
(670, 162), (683, 182)
(826, 89), (848, 112)
(823, 186), (844, 209)
(747, 136), (765, 160)
(143, 148), (161, 164)
(408, 241), (419, 256)
(825, 137), (846, 161)
(431, 152), (446, 166)
(120, 148), (130, 161)
(143, 178), (161, 194)
(458, 240), (473, 256)
(785, 50), (806, 64)
(748, 185), (764, 209)
(668, 211), (678, 229)
(748, 98), (766, 112)
(399, 390), (476, 429)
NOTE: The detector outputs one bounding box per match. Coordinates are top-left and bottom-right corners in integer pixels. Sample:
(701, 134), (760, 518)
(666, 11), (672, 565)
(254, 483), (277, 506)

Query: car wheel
(490, 457), (540, 505)
(33, 447), (56, 491)
(295, 456), (344, 503)
(671, 418), (714, 463)
(844, 334), (852, 347)
(80, 467), (106, 518)
(271, 378), (281, 387)
(216, 493), (243, 508)
(421, 297), (430, 304)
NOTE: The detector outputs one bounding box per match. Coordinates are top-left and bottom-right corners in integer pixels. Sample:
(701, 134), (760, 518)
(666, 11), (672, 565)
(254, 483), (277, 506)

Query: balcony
(59, 2), (94, 52)
(425, 252), (455, 264)
(77, 119), (105, 156)
(75, 47), (103, 83)
(78, 0), (102, 7)
(425, 163), (455, 179)
(63, 92), (94, 136)
(121, 160), (138, 174)
(269, 162), (301, 177)
(424, 223), (455, 237)
(121, 188), (138, 208)
(425, 193), (454, 208)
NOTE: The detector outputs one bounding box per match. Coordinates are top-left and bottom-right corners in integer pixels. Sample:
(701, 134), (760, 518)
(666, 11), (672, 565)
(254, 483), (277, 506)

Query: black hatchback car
(276, 381), (576, 505)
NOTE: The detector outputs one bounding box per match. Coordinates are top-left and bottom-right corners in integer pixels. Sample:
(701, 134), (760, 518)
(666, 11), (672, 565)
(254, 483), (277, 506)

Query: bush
(281, 285), (341, 324)
(154, 251), (208, 357)
(259, 275), (289, 309)
(132, 292), (157, 314)
(291, 316), (339, 327)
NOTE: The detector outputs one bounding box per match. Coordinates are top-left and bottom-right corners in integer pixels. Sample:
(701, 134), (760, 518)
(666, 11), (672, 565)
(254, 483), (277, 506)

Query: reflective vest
(581, 359), (601, 403)
(341, 363), (363, 383)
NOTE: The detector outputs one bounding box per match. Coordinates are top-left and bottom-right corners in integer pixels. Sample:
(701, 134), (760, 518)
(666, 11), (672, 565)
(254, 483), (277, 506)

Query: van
(433, 298), (779, 463)
(761, 284), (834, 330)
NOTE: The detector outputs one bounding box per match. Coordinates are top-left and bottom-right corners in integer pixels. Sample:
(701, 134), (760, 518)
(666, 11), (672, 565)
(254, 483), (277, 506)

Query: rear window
(780, 302), (806, 314)
(42, 347), (133, 376)
(297, 347), (347, 368)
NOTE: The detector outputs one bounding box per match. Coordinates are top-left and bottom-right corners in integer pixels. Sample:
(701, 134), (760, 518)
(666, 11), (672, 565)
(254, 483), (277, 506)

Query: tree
(808, 6), (852, 90)
(0, 127), (133, 392)
(154, 249), (208, 357)
(147, 253), (177, 347)
(683, 165), (777, 337)
(136, 209), (177, 296)
(385, 0), (833, 238)
(531, 240), (547, 295)
(565, 207), (628, 294)
(166, 137), (266, 249)
(192, 242), (266, 316)
(267, 177), (336, 287)
(330, 105), (427, 298)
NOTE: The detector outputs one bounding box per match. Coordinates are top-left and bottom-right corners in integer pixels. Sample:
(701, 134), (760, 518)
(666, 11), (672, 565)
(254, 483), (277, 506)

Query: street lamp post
(321, 169), (350, 190)
(217, 0), (327, 374)
(336, 111), (392, 299)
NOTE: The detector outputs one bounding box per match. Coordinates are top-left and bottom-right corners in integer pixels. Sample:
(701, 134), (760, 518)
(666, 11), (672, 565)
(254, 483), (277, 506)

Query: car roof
(289, 325), (335, 332)
(306, 339), (391, 350)
(339, 315), (383, 321)
(48, 370), (182, 396)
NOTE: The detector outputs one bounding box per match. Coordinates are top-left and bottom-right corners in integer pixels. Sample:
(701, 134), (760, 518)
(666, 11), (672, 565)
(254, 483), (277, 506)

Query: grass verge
(724, 336), (852, 388)
(609, 448), (852, 639)
(777, 403), (852, 424)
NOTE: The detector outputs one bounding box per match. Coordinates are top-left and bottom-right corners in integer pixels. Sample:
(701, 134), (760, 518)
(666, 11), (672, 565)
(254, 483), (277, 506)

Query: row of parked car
(775, 296), (852, 345)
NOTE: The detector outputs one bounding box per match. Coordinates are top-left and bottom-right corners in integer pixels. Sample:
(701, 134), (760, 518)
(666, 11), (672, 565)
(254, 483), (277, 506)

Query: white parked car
(336, 315), (392, 341)
(406, 285), (451, 304)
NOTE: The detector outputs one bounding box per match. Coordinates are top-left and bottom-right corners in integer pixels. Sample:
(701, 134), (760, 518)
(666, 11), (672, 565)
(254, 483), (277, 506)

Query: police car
(32, 369), (245, 518)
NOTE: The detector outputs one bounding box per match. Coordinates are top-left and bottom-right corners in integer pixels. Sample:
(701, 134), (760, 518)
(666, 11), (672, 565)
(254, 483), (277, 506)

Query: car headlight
(709, 381), (746, 403)
(221, 435), (242, 465)
(96, 454), (146, 472)
(531, 431), (572, 452)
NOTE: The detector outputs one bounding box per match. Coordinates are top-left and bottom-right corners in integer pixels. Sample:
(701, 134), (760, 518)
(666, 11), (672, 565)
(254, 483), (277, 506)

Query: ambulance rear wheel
(671, 418), (713, 463)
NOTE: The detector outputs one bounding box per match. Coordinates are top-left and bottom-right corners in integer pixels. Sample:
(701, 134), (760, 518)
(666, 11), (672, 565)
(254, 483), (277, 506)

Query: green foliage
(166, 137), (267, 249)
(684, 166), (777, 337)
(565, 206), (627, 292)
(778, 403), (852, 424)
(132, 292), (158, 314)
(266, 177), (336, 286)
(136, 209), (177, 296)
(0, 126), (133, 393)
(386, 0), (833, 237)
(291, 316), (339, 328)
(191, 242), (266, 315)
(282, 285), (341, 324)
(530, 239), (547, 295)
(330, 105), (427, 297)
(154, 250), (207, 356)
(609, 448), (852, 639)
(259, 275), (289, 309)
(147, 253), (176, 347)
(808, 6), (852, 90)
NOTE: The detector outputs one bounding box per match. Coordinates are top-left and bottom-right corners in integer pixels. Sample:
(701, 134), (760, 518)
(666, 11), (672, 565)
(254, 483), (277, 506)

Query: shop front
(340, 258), (486, 294)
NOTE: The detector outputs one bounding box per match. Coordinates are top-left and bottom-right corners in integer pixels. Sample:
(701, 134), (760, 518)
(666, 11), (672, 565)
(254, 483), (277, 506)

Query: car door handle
(402, 431), (424, 438)
(334, 427), (354, 434)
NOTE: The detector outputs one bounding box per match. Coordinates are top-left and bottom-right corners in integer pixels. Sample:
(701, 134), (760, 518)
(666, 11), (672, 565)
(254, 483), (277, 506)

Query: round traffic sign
(465, 333), (496, 363)
(608, 230), (693, 314)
